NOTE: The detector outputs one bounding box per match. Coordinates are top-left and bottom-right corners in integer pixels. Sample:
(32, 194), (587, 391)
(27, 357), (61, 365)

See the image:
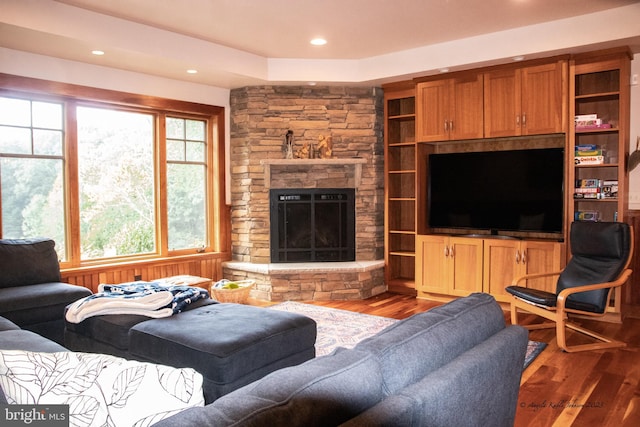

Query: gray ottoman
(65, 301), (317, 403)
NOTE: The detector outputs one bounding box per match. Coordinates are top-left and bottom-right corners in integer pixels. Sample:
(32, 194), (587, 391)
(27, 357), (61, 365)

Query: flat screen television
(427, 148), (564, 235)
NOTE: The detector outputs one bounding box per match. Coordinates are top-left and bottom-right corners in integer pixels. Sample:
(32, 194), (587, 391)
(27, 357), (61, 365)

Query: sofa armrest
(343, 325), (528, 427)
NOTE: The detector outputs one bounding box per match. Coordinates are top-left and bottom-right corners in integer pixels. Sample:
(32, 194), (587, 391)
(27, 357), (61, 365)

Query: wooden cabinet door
(484, 69), (521, 138)
(450, 74), (484, 140)
(416, 80), (450, 142)
(449, 237), (484, 296)
(520, 241), (563, 293)
(521, 62), (565, 135)
(483, 239), (520, 302)
(416, 235), (449, 294)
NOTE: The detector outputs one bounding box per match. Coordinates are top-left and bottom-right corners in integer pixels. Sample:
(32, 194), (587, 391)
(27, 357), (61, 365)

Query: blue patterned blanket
(65, 281), (210, 323)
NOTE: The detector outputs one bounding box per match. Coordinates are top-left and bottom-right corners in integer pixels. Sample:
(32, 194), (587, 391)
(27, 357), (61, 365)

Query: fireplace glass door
(270, 189), (355, 262)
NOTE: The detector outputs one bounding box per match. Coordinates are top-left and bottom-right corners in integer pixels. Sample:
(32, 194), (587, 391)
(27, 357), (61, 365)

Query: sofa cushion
(344, 325), (528, 427)
(153, 348), (385, 427)
(354, 293), (506, 395)
(0, 282), (92, 326)
(0, 329), (67, 353)
(0, 350), (205, 426)
(0, 238), (61, 288)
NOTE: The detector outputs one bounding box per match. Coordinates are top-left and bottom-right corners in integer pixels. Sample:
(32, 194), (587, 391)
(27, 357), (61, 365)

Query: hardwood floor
(294, 292), (640, 427)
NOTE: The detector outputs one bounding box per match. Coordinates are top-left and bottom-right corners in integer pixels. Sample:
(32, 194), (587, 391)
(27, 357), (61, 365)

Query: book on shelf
(574, 210), (600, 222)
(574, 155), (604, 165)
(574, 149), (604, 157)
(574, 114), (612, 130)
(575, 178), (601, 188)
(575, 143), (597, 151)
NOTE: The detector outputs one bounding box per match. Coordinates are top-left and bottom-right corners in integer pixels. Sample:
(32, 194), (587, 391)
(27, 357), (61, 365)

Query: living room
(2, 1), (640, 426)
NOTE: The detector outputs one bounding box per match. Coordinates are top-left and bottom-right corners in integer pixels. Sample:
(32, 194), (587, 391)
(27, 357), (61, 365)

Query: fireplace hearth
(270, 188), (355, 263)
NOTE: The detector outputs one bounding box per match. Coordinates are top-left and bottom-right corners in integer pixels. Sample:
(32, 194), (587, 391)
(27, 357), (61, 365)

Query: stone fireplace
(224, 86), (386, 301)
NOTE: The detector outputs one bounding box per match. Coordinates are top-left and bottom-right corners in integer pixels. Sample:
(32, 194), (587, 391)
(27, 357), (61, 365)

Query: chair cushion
(557, 221), (631, 313)
(0, 238), (61, 288)
(505, 286), (557, 307)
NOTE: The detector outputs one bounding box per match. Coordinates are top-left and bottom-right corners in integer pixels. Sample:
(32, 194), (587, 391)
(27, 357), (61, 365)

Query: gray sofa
(153, 292), (529, 427)
(0, 292), (528, 426)
(0, 238), (92, 344)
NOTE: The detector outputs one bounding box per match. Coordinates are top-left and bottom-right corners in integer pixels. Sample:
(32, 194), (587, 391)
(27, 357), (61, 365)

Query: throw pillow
(0, 350), (204, 427)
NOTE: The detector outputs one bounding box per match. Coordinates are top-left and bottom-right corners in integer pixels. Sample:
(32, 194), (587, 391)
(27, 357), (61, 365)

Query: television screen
(428, 148), (564, 234)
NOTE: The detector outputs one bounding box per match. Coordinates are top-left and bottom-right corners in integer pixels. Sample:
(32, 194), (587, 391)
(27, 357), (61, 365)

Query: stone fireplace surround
(223, 86), (385, 301)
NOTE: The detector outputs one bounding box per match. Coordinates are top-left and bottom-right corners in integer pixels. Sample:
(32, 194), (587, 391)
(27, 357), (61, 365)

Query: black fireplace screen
(270, 188), (355, 262)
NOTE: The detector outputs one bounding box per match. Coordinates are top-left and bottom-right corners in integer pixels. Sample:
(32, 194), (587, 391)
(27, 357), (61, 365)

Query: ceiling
(2, 0), (640, 89)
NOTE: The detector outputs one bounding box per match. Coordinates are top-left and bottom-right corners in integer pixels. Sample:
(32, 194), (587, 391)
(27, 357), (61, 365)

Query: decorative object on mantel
(295, 141), (310, 159)
(629, 136), (640, 172)
(282, 130), (294, 159)
(316, 134), (333, 159)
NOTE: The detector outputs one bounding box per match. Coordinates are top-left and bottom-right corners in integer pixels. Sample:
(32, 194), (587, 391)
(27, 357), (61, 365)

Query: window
(0, 97), (66, 260)
(0, 76), (226, 267)
(77, 106), (156, 259)
(166, 117), (208, 251)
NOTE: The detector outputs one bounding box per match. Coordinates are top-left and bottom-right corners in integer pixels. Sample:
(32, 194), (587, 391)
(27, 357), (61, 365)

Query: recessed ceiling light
(513, 55), (525, 61)
(310, 38), (327, 46)
(91, 50), (105, 56)
(439, 68), (450, 73)
(187, 69), (198, 74)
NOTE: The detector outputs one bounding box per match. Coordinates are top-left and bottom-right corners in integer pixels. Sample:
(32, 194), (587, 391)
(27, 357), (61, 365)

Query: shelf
(260, 158), (366, 189)
(388, 114), (415, 121)
(575, 92), (619, 101)
(575, 127), (618, 134)
(575, 163), (618, 168)
(389, 251), (416, 257)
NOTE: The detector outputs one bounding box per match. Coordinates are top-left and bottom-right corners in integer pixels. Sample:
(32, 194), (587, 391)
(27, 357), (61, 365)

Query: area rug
(269, 301), (547, 369)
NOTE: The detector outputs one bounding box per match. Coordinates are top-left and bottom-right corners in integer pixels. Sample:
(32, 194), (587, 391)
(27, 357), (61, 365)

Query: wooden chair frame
(510, 228), (634, 353)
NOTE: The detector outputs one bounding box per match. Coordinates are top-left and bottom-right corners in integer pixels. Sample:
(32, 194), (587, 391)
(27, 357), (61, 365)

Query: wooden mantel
(260, 158), (367, 189)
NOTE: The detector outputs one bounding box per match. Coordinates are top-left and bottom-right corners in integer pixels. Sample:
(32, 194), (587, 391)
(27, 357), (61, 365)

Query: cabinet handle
(449, 120), (453, 132)
(522, 113), (526, 127)
(449, 246), (454, 258)
(444, 120), (449, 132)
(444, 246), (449, 257)
(515, 250), (520, 264)
(521, 250), (526, 264)
(516, 115), (520, 127)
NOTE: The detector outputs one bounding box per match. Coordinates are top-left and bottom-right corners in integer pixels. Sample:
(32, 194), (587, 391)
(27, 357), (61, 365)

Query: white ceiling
(2, 0), (640, 88)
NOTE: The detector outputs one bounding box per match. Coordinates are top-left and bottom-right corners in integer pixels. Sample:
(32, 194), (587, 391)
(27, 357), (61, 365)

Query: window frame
(0, 73), (228, 268)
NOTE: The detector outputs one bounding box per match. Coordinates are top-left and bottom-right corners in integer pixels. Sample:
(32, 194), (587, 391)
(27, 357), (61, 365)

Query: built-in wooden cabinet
(484, 61), (567, 137)
(416, 73), (484, 142)
(384, 49), (630, 306)
(383, 83), (416, 293)
(483, 239), (564, 302)
(416, 235), (562, 301)
(416, 235), (483, 296)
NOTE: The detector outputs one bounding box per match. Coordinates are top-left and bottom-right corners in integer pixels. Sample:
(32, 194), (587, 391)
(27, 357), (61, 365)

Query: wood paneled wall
(625, 211), (640, 305)
(61, 252), (230, 293)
